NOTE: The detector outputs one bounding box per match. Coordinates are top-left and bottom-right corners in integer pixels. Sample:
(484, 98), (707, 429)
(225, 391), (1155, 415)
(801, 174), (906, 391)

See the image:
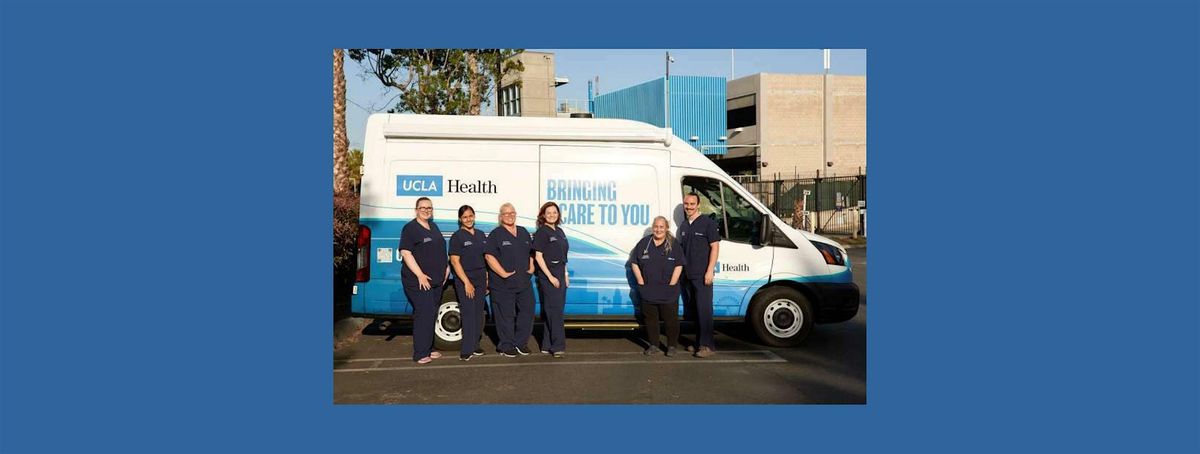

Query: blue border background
(1, 1), (1197, 453)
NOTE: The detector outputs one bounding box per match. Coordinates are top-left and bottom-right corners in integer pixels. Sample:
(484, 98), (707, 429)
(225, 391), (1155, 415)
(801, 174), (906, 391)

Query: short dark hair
(684, 193), (700, 203)
(414, 197), (432, 209)
(537, 201), (561, 227)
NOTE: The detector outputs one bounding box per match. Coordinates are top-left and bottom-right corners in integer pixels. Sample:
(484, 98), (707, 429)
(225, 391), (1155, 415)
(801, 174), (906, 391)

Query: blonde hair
(653, 216), (675, 254)
(498, 202), (516, 223)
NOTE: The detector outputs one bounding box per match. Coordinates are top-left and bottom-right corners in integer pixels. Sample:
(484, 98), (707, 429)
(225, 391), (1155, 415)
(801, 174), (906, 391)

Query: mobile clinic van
(351, 114), (859, 348)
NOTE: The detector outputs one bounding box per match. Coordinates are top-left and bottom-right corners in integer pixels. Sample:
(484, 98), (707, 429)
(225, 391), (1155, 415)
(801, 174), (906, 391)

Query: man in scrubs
(678, 193), (721, 358)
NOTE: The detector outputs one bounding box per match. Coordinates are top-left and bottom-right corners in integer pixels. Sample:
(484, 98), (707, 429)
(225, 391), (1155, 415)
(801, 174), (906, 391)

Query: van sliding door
(539, 145), (669, 316)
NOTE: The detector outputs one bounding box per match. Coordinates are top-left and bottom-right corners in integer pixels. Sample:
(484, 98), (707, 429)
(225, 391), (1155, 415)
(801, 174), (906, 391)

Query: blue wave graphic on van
(351, 215), (847, 318)
(395, 175), (443, 196)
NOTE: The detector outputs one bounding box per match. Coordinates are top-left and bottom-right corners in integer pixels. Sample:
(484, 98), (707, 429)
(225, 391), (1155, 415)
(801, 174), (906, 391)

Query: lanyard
(643, 237), (666, 257)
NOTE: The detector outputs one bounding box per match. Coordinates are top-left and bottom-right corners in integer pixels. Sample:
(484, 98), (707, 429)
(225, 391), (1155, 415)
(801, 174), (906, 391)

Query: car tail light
(356, 224), (371, 282)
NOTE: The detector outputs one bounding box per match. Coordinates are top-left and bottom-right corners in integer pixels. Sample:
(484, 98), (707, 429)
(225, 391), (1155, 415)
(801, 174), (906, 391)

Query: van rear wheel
(433, 286), (463, 351)
(747, 287), (814, 347)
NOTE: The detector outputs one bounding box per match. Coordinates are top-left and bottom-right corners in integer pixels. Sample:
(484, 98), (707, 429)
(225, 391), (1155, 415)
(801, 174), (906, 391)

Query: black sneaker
(500, 349), (518, 358)
(515, 346), (531, 356)
(472, 348), (485, 357)
(459, 354), (472, 361)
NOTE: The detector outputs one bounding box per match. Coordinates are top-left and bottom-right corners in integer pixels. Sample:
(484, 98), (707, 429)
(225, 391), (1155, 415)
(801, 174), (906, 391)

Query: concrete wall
(725, 74), (761, 160)
(828, 75), (867, 176)
(500, 51), (557, 117)
(726, 73), (866, 178)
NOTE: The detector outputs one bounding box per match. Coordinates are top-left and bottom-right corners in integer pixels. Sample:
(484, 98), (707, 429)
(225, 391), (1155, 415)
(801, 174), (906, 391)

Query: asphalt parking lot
(334, 248), (866, 404)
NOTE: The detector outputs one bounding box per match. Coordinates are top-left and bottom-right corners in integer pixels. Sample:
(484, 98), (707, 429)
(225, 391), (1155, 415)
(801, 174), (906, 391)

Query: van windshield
(682, 176), (762, 245)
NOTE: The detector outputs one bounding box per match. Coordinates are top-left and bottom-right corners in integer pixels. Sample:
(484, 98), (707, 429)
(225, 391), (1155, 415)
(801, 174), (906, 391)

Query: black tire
(747, 286), (814, 347)
(433, 285), (463, 351)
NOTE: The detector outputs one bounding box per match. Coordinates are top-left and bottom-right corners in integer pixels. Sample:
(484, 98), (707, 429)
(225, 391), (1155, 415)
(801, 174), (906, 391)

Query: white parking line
(334, 350), (787, 372)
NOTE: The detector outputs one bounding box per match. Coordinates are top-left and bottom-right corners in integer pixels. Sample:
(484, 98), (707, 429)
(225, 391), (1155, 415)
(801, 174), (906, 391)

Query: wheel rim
(435, 301), (462, 342)
(763, 299), (803, 339)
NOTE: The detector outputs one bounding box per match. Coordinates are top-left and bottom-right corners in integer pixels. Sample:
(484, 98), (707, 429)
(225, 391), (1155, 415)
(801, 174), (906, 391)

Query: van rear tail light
(356, 224), (371, 282)
(810, 241), (846, 266)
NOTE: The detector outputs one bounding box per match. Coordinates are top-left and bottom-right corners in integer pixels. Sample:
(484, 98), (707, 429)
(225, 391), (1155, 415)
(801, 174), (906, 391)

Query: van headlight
(810, 241), (846, 266)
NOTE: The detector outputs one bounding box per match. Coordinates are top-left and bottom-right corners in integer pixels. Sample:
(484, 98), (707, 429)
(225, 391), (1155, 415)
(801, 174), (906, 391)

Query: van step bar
(564, 321), (640, 330)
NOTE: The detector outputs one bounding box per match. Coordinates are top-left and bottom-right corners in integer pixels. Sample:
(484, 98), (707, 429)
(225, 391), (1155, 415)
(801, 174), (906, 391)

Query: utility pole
(822, 49), (831, 178)
(665, 51), (674, 129)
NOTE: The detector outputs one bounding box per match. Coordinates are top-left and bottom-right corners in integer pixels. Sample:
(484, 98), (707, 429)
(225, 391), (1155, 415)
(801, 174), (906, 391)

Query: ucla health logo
(396, 175), (443, 196)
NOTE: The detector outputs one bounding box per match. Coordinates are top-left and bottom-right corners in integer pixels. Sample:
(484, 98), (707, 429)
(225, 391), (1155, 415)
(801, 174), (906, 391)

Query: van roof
(373, 113), (675, 145)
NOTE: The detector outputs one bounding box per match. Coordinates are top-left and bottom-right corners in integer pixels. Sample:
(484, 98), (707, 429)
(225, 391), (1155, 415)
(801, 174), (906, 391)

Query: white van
(351, 114), (859, 348)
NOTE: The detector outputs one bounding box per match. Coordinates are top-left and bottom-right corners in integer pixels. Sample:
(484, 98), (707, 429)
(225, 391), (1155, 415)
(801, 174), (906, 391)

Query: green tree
(347, 148), (364, 193)
(347, 49), (524, 115)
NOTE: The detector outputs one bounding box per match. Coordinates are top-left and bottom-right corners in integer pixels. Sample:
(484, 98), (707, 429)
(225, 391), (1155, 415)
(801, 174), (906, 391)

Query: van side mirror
(757, 213), (771, 247)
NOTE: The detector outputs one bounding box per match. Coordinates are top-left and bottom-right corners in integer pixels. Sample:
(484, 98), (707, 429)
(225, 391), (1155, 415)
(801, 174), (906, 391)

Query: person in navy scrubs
(397, 197), (449, 364)
(678, 193), (721, 358)
(484, 202), (536, 357)
(533, 201), (570, 358)
(632, 216), (685, 357)
(448, 205), (489, 361)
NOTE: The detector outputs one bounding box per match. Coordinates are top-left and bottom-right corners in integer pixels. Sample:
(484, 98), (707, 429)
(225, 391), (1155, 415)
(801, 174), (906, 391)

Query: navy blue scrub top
(398, 219), (448, 290)
(532, 225), (569, 275)
(677, 214), (721, 278)
(632, 235), (684, 304)
(485, 225), (533, 291)
(448, 228), (489, 272)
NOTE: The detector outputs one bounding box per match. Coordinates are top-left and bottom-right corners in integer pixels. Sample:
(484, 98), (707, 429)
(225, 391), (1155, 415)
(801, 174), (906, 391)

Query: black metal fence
(736, 173), (866, 236)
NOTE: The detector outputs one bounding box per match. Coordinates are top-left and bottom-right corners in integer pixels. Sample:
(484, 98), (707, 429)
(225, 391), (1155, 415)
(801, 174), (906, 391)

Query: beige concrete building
(498, 51), (568, 118)
(723, 73), (866, 178)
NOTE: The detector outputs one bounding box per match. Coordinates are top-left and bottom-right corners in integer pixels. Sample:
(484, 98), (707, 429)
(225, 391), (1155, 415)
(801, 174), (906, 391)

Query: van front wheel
(433, 286), (463, 351)
(747, 287), (814, 347)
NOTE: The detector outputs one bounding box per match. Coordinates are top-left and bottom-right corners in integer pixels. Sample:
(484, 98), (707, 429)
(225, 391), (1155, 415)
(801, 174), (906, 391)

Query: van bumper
(812, 282), (860, 323)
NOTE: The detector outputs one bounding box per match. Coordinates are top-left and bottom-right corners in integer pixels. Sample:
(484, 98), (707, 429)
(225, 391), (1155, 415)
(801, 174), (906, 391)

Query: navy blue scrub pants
(538, 266), (568, 353)
(682, 276), (716, 350)
(454, 270), (488, 357)
(404, 286), (442, 362)
(490, 284), (535, 352)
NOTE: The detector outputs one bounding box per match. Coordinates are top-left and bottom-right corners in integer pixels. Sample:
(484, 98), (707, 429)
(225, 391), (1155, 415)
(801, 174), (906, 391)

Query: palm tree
(333, 48), (350, 195)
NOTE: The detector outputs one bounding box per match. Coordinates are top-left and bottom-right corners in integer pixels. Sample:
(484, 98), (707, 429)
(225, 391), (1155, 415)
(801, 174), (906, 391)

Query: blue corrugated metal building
(593, 76), (726, 155)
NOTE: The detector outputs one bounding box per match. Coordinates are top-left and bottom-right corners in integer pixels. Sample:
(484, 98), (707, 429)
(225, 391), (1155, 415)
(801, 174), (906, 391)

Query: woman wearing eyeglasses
(398, 197), (449, 364)
(484, 202), (536, 357)
(532, 201), (570, 358)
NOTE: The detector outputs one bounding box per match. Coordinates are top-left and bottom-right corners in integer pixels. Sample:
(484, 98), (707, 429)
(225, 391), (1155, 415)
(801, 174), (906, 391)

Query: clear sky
(345, 49), (866, 149)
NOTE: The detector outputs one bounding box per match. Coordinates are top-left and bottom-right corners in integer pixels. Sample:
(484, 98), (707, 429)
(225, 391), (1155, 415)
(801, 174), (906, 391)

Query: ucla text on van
(396, 175), (497, 196)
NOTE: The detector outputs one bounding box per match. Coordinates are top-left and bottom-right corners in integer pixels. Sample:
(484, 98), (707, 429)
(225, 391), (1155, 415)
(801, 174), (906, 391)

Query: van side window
(682, 176), (762, 245)
(682, 177), (727, 238)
